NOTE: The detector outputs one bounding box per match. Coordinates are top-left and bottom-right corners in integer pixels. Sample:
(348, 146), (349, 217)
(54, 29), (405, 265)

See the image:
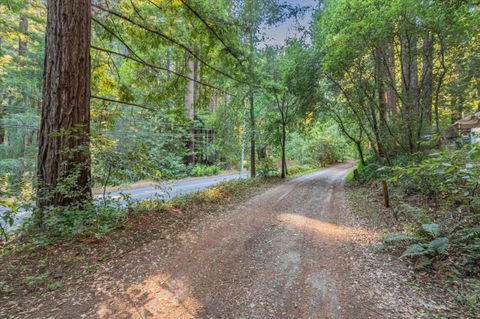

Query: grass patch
(23, 272), (49, 287)
(287, 164), (319, 177)
(0, 281), (12, 295)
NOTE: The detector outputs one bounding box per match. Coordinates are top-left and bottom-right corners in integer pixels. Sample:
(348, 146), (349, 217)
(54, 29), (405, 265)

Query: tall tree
(185, 51), (195, 164)
(236, 0), (300, 177)
(37, 0), (92, 208)
(18, 14), (28, 58)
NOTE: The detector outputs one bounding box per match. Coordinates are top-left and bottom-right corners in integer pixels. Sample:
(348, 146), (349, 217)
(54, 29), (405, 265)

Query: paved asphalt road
(1, 173), (248, 230)
(103, 173), (248, 202)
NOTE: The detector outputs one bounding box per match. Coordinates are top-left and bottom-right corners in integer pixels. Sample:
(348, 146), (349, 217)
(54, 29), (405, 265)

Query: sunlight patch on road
(278, 213), (376, 241)
(97, 273), (201, 319)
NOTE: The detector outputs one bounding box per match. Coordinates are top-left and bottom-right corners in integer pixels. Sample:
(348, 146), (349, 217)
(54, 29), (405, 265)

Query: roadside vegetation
(348, 145), (480, 315)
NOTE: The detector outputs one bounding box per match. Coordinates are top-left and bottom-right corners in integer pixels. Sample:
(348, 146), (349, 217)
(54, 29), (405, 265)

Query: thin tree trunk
(374, 46), (388, 155)
(477, 85), (480, 112)
(434, 36), (447, 134)
(209, 95), (215, 113)
(281, 123), (286, 178)
(185, 52), (195, 119)
(17, 14), (28, 157)
(248, 1), (256, 178)
(185, 52), (195, 164)
(355, 141), (366, 166)
(37, 0), (92, 208)
(18, 15), (28, 58)
(240, 100), (246, 175)
(421, 31), (434, 128)
(400, 23), (419, 153)
(374, 46), (388, 125)
(194, 54), (201, 110)
(250, 92), (256, 178)
(385, 40), (397, 116)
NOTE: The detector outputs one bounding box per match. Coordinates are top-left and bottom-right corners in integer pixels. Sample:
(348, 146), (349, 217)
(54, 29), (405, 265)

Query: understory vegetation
(1, 177), (278, 250)
(349, 145), (480, 314)
(356, 145), (479, 271)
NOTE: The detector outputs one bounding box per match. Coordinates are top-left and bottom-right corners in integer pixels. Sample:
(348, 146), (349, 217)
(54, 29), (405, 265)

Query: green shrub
(384, 222), (449, 269)
(0, 199), (18, 241)
(288, 164), (317, 176)
(0, 281), (12, 294)
(389, 145), (480, 206)
(358, 146), (480, 272)
(191, 164), (221, 177)
(24, 272), (49, 287)
(257, 158), (278, 177)
(47, 281), (63, 291)
(18, 198), (129, 245)
(354, 162), (384, 183)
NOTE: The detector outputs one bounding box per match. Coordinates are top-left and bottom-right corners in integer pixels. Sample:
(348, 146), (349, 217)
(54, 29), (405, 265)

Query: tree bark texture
(37, 0), (92, 207)
(421, 31), (434, 127)
(185, 52), (195, 119)
(400, 15), (419, 152)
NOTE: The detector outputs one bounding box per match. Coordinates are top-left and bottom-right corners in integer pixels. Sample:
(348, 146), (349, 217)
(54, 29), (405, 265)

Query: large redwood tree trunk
(37, 0), (92, 207)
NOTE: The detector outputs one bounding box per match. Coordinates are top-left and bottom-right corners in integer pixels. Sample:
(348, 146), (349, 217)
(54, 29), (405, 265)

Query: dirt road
(83, 163), (375, 318)
(29, 163), (445, 318)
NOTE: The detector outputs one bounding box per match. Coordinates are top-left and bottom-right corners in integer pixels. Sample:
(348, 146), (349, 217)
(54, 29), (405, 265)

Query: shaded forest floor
(0, 164), (476, 318)
(346, 183), (479, 318)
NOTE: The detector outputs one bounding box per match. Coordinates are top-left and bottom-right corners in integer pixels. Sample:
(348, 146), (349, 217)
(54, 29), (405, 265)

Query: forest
(0, 0), (479, 318)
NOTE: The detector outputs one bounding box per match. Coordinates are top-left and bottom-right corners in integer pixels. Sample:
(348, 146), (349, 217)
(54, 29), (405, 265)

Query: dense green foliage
(353, 145), (480, 275)
(312, 0), (479, 162)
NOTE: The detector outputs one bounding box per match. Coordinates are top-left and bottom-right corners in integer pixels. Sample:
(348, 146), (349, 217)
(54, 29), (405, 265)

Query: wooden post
(382, 180), (390, 208)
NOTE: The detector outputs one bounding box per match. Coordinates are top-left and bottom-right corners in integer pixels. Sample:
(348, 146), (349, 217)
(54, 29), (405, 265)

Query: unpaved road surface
(27, 163), (440, 318)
